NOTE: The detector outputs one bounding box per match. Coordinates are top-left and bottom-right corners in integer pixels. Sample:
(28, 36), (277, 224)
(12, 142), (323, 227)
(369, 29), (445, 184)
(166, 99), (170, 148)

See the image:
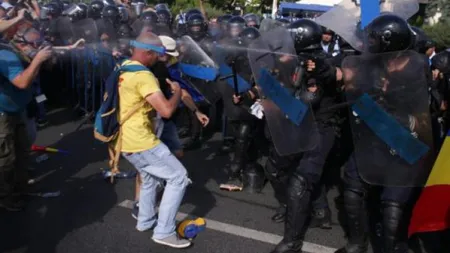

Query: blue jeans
(123, 143), (191, 239)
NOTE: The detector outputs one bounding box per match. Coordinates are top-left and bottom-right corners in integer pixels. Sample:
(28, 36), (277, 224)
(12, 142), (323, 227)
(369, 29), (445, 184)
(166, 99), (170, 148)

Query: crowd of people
(0, 0), (449, 252)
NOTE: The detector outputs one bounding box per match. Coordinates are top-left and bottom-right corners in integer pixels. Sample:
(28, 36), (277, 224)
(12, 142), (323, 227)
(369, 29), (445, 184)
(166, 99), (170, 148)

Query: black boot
(381, 201), (408, 253)
(309, 207), (332, 229)
(335, 189), (368, 253)
(271, 175), (311, 253)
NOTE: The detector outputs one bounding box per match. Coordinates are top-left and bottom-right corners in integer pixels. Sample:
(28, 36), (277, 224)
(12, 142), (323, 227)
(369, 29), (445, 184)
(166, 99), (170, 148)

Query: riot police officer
(225, 16), (246, 42)
(182, 13), (214, 149)
(186, 14), (208, 42)
(219, 27), (266, 193)
(156, 8), (172, 26)
(176, 8), (202, 37)
(217, 14), (232, 40)
(269, 19), (341, 253)
(336, 15), (428, 253)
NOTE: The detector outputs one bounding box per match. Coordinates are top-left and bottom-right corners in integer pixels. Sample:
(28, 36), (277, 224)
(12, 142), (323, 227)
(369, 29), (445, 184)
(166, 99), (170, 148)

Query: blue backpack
(94, 61), (149, 177)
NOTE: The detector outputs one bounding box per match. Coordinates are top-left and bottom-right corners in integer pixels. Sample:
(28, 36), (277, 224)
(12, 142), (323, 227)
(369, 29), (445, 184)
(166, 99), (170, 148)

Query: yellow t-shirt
(118, 60), (161, 153)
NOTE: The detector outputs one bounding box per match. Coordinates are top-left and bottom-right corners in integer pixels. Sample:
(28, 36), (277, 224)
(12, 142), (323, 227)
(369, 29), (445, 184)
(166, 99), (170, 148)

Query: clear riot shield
(212, 41), (255, 120)
(131, 19), (157, 37)
(73, 18), (99, 43)
(213, 41), (252, 94)
(55, 16), (75, 43)
(315, 0), (419, 52)
(248, 27), (319, 156)
(259, 19), (287, 33)
(95, 19), (117, 42)
(342, 50), (434, 187)
(131, 2), (145, 17)
(178, 35), (220, 104)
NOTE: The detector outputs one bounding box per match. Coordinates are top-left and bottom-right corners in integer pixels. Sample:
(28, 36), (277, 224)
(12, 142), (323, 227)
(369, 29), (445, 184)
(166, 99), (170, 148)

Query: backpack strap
(107, 63), (152, 182)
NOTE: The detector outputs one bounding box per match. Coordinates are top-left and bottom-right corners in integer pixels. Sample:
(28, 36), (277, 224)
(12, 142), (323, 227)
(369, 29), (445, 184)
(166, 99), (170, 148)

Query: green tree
(425, 0), (450, 23)
(423, 21), (450, 49)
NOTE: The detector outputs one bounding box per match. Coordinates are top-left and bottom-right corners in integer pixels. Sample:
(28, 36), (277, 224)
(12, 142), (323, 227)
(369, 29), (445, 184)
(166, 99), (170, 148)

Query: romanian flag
(408, 132), (450, 237)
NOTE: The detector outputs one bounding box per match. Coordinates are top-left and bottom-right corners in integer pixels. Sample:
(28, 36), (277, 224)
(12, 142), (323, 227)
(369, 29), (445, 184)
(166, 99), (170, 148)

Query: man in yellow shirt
(119, 32), (191, 249)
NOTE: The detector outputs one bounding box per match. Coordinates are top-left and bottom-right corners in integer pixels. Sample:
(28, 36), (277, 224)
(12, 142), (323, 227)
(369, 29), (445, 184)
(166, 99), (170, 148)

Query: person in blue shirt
(0, 26), (52, 212)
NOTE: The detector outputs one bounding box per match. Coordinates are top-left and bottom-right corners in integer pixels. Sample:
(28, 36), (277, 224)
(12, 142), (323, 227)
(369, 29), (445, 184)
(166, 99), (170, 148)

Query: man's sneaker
(0, 198), (25, 212)
(152, 234), (192, 249)
(131, 202), (139, 220)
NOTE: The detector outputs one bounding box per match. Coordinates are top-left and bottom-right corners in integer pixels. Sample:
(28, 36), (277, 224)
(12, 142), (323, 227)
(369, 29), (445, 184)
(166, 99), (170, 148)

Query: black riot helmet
(431, 51), (450, 74)
(117, 23), (133, 38)
(155, 3), (170, 11)
(239, 27), (260, 46)
(187, 13), (207, 41)
(411, 26), (434, 54)
(218, 14), (232, 30)
(288, 19), (322, 53)
(43, 2), (62, 19)
(89, 0), (104, 19)
(365, 14), (413, 54)
(156, 9), (172, 26)
(102, 5), (120, 25)
(78, 3), (88, 17)
(140, 11), (159, 25)
(131, 0), (145, 17)
(185, 9), (202, 21)
(102, 0), (116, 6)
(51, 0), (65, 13)
(227, 16), (246, 38)
(117, 5), (129, 24)
(322, 26), (335, 36)
(66, 4), (87, 22)
(243, 13), (260, 28)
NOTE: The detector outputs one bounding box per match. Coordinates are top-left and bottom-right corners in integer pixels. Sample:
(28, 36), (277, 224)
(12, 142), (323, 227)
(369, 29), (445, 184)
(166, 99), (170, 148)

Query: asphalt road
(0, 108), (383, 253)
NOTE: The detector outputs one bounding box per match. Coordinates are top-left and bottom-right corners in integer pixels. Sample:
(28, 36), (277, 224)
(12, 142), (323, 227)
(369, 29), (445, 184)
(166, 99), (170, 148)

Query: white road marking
(118, 200), (337, 253)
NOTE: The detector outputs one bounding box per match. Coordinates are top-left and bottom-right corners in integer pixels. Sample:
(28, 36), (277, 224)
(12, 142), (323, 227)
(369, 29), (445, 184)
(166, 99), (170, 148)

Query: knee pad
(343, 188), (367, 215)
(381, 201), (404, 232)
(287, 174), (309, 200)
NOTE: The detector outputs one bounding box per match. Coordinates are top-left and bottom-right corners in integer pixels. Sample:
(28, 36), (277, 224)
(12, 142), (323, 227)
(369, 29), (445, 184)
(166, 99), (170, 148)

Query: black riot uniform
(270, 19), (341, 253)
(218, 27), (267, 193)
(336, 15), (423, 253)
